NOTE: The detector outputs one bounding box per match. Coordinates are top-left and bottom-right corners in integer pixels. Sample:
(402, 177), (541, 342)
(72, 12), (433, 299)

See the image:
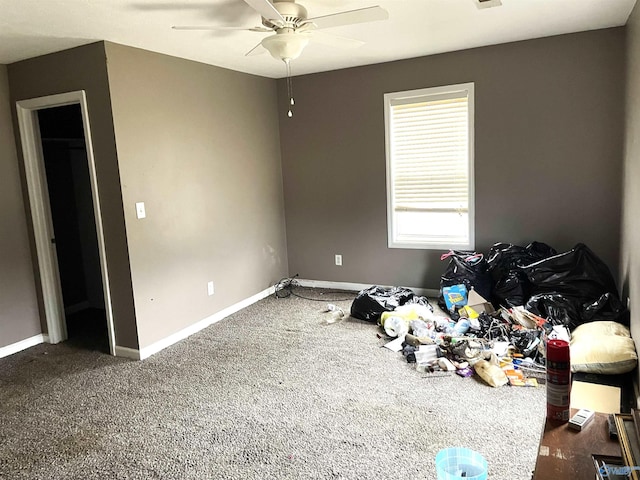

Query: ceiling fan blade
(172, 25), (272, 32)
(309, 6), (388, 30)
(243, 0), (285, 23)
(307, 31), (365, 49)
(245, 42), (266, 56)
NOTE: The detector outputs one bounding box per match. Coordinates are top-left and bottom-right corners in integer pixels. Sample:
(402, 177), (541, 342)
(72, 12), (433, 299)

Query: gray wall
(7, 43), (139, 349)
(623, 3), (640, 396)
(104, 43), (288, 349)
(278, 28), (625, 290)
(0, 64), (41, 348)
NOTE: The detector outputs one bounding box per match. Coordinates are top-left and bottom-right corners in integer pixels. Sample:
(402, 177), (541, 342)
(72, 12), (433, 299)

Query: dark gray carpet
(0, 288), (546, 479)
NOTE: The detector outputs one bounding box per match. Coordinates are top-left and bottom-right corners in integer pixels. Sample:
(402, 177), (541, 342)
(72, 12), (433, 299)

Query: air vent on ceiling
(475, 0), (502, 9)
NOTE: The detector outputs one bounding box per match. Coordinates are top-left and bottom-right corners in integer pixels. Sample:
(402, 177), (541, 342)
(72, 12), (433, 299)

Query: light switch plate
(135, 202), (146, 219)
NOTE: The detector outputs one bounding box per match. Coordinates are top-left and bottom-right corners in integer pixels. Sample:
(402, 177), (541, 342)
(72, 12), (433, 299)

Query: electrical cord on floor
(274, 274), (299, 298)
(273, 274), (355, 302)
(290, 290), (355, 302)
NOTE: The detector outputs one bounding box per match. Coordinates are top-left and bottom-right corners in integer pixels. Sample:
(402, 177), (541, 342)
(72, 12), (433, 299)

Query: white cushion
(571, 321), (631, 340)
(570, 321), (638, 374)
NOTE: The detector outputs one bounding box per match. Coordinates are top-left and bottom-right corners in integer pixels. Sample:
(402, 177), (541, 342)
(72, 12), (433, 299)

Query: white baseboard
(0, 334), (45, 359)
(137, 285), (276, 360)
(296, 279), (439, 298)
(112, 281), (438, 362)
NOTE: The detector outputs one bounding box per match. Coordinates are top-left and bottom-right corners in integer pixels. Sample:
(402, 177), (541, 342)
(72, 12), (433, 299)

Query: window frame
(384, 82), (475, 250)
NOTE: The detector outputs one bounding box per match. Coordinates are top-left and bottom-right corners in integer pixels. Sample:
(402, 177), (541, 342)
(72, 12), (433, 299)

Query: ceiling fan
(173, 0), (389, 62)
(174, 0), (388, 117)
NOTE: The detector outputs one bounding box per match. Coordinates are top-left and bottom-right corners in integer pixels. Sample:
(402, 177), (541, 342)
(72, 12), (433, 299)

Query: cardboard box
(442, 284), (467, 311)
(466, 289), (495, 315)
(570, 381), (621, 414)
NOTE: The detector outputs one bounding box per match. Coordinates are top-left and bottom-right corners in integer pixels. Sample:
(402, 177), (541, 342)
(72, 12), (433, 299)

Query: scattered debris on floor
(348, 242), (636, 388)
(323, 304), (345, 324)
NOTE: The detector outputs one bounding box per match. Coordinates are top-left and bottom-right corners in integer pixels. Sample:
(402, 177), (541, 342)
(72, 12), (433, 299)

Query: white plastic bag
(384, 316), (409, 338)
(473, 359), (508, 387)
(409, 319), (432, 338)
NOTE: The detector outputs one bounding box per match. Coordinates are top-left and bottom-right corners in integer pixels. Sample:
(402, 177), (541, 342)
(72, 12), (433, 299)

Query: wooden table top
(532, 410), (621, 479)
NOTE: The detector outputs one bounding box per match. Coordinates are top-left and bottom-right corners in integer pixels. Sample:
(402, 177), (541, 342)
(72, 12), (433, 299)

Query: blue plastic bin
(436, 448), (488, 480)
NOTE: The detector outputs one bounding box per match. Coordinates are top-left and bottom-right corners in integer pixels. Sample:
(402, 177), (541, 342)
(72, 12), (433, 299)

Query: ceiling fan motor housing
(263, 0), (309, 29)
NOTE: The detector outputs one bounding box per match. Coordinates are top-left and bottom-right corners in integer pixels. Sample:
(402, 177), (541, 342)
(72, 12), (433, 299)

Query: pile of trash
(440, 242), (629, 329)
(348, 242), (629, 388)
(350, 284), (551, 387)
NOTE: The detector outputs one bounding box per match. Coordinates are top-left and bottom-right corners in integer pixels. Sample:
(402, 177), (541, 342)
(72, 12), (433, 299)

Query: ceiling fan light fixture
(261, 32), (309, 61)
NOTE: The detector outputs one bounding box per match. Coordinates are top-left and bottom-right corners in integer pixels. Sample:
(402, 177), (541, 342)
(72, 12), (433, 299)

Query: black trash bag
(487, 243), (528, 280)
(523, 243), (618, 300)
(527, 241), (558, 260)
(582, 292), (630, 326)
(350, 286), (415, 322)
(525, 293), (582, 329)
(487, 242), (557, 281)
(487, 241), (557, 307)
(492, 271), (527, 307)
(438, 251), (492, 312)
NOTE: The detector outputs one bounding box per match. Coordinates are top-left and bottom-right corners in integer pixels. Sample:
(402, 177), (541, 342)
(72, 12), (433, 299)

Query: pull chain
(285, 59), (294, 118)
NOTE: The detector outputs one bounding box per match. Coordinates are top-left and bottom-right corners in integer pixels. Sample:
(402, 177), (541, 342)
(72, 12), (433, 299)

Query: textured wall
(0, 64), (41, 348)
(623, 3), (640, 399)
(8, 43), (139, 349)
(104, 43), (288, 349)
(278, 29), (625, 289)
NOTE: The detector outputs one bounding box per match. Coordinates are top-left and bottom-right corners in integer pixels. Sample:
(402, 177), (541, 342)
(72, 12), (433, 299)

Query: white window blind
(384, 83), (474, 249)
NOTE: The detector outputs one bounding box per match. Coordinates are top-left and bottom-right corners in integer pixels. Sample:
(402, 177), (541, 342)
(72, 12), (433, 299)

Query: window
(384, 83), (474, 250)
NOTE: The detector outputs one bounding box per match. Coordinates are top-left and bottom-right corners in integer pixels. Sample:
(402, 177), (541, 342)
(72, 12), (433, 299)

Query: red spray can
(546, 339), (571, 422)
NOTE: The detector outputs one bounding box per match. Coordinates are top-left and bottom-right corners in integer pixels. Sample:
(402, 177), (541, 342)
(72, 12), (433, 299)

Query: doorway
(38, 104), (107, 351)
(16, 91), (116, 354)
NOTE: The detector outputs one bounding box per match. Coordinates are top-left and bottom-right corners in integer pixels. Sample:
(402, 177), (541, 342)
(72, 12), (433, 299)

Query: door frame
(16, 90), (116, 355)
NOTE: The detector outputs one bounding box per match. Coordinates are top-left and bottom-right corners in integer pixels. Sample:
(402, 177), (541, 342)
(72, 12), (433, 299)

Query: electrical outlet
(207, 281), (214, 296)
(335, 254), (342, 266)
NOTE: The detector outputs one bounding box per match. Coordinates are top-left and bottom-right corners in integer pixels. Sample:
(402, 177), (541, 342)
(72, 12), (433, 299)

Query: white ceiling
(0, 0), (636, 79)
